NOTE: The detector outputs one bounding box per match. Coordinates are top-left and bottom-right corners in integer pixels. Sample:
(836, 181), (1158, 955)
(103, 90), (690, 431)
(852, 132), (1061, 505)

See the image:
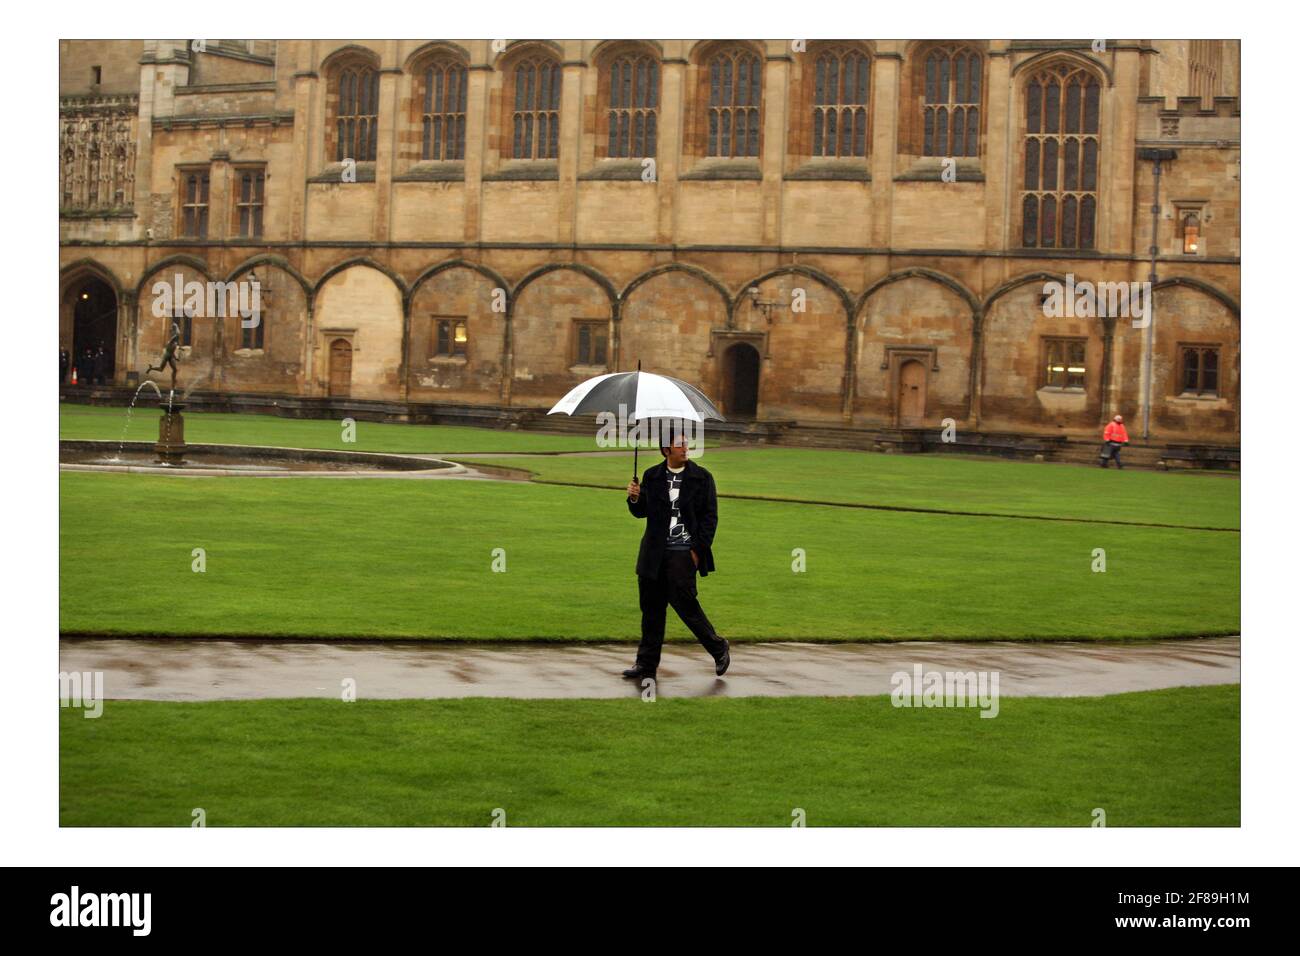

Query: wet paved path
(59, 636), (1239, 701)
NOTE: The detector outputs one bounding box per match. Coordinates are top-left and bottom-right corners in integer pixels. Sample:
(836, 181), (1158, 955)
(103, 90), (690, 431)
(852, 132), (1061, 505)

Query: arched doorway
(68, 277), (118, 385)
(898, 359), (927, 425)
(328, 338), (353, 397)
(724, 342), (760, 417)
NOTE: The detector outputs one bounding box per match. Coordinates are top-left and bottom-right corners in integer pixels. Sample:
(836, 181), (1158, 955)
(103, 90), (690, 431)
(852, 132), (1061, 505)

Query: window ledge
(430, 354), (468, 365)
(680, 159), (762, 181)
(1036, 386), (1088, 397)
(395, 161), (465, 183)
(1171, 392), (1225, 403)
(483, 161), (559, 182)
(895, 157), (985, 182)
(579, 159), (653, 181)
(785, 159), (871, 182)
(569, 363), (609, 375)
(232, 348), (265, 357)
(308, 162), (376, 184)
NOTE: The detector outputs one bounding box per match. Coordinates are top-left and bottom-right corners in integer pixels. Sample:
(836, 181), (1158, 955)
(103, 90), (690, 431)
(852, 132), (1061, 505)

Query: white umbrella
(548, 361), (725, 478)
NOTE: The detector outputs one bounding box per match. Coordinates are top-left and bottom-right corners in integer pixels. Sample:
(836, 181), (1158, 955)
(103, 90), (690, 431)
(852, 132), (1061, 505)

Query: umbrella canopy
(548, 365), (725, 480)
(548, 368), (725, 424)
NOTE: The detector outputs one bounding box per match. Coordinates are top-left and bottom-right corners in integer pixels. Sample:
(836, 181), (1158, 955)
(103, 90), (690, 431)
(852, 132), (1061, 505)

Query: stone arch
(620, 262), (731, 312)
(312, 261), (406, 400)
(61, 259), (124, 383)
(314, 256), (409, 306)
(982, 270), (1071, 316)
(619, 265), (730, 395)
(403, 41), (472, 73)
(855, 270), (979, 427)
(225, 254), (312, 299)
(320, 44), (382, 73)
(61, 257), (125, 301)
(218, 257), (311, 392)
(736, 264), (853, 326)
(858, 267), (980, 327)
(1011, 49), (1112, 87)
(1154, 276), (1239, 319)
(407, 261), (509, 401)
(513, 262), (618, 314)
(981, 269), (1108, 432)
(492, 39), (565, 68)
(735, 264), (851, 423)
(410, 258), (509, 303)
(509, 263), (616, 401)
(1125, 278), (1240, 439)
(135, 254), (214, 299)
(590, 39), (663, 65)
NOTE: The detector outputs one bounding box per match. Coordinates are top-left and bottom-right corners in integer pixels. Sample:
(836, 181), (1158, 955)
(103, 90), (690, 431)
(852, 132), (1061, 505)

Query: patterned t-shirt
(665, 465), (693, 550)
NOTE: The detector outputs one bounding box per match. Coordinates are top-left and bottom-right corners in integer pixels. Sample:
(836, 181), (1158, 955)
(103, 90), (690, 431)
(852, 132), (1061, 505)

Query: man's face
(663, 439), (689, 467)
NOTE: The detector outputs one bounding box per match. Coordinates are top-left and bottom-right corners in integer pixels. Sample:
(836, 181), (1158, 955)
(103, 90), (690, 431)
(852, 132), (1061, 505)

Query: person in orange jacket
(1100, 415), (1129, 469)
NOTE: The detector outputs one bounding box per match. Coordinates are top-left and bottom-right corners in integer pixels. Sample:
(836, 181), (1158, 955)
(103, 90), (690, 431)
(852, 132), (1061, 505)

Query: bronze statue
(144, 321), (182, 389)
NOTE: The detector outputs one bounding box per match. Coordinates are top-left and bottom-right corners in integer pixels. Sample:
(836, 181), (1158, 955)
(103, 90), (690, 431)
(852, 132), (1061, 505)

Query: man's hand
(691, 550), (699, 567)
(627, 478), (640, 501)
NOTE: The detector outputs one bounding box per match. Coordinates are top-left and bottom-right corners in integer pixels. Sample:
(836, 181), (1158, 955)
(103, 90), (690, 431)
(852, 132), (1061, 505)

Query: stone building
(59, 39), (1241, 447)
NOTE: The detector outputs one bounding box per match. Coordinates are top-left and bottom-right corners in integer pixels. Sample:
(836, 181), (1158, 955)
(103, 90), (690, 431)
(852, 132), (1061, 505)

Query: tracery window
(605, 52), (659, 158)
(923, 45), (981, 157)
(421, 60), (467, 161)
(335, 66), (379, 162)
(1021, 63), (1100, 249)
(811, 46), (869, 158)
(510, 55), (562, 160)
(706, 47), (762, 158)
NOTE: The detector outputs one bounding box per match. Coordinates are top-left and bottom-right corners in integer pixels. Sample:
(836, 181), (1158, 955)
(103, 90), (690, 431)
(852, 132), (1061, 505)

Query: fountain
(141, 322), (187, 465)
(155, 392), (187, 466)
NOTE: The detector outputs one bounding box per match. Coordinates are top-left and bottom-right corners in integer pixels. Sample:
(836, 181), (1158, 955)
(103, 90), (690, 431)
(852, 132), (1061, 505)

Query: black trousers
(1100, 441), (1125, 468)
(636, 550), (726, 672)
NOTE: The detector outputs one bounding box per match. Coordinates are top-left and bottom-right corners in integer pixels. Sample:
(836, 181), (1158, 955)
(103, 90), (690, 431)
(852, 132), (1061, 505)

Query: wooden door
(329, 339), (352, 397)
(898, 359), (926, 424)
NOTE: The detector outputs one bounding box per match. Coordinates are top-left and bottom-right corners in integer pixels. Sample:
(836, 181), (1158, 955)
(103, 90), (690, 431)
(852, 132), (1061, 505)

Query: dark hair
(658, 421), (685, 455)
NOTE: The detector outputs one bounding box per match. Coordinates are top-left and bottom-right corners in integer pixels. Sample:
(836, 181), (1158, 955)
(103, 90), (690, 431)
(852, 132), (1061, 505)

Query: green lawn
(59, 402), (630, 454)
(58, 685), (1240, 826)
(59, 471), (1239, 640)
(458, 448), (1240, 530)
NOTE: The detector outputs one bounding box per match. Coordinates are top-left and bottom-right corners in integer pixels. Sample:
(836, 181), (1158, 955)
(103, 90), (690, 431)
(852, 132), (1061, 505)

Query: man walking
(1100, 414), (1129, 469)
(622, 426), (730, 681)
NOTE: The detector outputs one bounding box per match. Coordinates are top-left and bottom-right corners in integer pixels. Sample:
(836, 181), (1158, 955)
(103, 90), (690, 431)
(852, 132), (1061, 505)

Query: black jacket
(626, 458), (718, 578)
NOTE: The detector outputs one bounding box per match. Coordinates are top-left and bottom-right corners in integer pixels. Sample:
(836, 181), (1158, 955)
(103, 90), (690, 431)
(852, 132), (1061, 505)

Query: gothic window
(923, 45), (981, 157)
(179, 168), (210, 238)
(605, 52), (659, 158)
(510, 55), (562, 160)
(707, 47), (762, 157)
(811, 46), (869, 158)
(422, 60), (467, 161)
(1022, 63), (1100, 249)
(574, 320), (608, 366)
(234, 167), (265, 238)
(240, 307), (265, 350)
(1042, 337), (1087, 390)
(1182, 212), (1201, 254)
(1180, 345), (1220, 396)
(434, 317), (468, 357)
(335, 66), (379, 162)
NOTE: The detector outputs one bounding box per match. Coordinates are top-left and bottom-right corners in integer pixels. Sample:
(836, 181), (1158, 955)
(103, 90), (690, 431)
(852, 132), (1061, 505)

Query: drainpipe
(1135, 147), (1177, 441)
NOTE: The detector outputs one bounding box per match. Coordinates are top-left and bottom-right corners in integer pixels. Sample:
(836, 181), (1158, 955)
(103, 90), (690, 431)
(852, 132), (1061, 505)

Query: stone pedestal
(155, 403), (187, 465)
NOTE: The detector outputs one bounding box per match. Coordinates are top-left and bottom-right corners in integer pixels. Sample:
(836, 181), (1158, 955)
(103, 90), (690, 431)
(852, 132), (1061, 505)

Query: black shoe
(715, 640), (731, 676)
(622, 664), (655, 680)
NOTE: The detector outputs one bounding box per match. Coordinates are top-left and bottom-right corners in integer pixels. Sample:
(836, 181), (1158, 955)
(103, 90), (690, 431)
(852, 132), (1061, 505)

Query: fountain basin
(60, 440), (467, 477)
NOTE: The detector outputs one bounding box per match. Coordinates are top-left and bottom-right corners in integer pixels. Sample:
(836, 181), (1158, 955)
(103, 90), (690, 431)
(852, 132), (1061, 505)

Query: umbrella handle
(633, 358), (641, 483)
